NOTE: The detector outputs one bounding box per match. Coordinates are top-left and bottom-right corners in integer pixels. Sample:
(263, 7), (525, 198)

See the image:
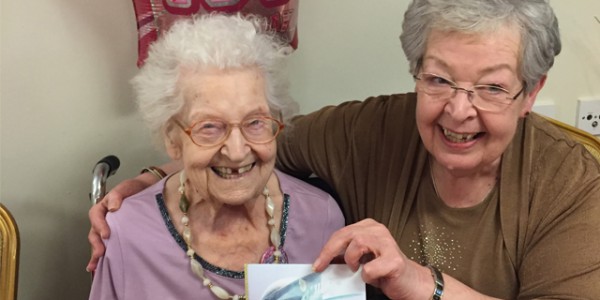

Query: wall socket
(576, 98), (600, 136)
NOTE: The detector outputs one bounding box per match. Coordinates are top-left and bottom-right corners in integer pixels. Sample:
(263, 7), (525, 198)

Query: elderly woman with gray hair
(89, 0), (600, 299)
(88, 14), (344, 300)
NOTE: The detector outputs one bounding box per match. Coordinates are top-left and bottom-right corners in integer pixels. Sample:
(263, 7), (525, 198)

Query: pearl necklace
(177, 171), (283, 300)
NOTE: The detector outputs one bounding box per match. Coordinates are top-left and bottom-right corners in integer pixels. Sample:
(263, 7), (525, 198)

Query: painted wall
(1, 0), (599, 299)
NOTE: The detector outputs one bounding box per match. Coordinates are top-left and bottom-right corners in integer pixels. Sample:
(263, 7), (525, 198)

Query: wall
(1, 0), (599, 299)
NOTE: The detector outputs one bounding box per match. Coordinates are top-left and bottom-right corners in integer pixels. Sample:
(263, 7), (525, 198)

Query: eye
(244, 118), (269, 131)
(476, 84), (509, 95)
(422, 74), (453, 86)
(191, 120), (226, 135)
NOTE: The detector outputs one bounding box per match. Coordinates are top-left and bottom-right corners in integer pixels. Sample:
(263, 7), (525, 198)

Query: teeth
(213, 163), (254, 178)
(442, 127), (477, 143)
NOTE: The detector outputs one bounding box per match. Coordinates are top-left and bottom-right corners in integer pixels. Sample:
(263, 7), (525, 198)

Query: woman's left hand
(312, 218), (433, 300)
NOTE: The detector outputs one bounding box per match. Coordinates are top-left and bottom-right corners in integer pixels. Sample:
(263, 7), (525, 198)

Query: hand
(85, 175), (157, 272)
(312, 219), (432, 300)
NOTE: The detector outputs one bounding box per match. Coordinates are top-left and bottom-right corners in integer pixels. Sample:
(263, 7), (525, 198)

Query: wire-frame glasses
(414, 72), (526, 112)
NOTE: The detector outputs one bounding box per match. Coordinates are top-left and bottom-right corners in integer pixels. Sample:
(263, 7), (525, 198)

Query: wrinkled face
(416, 27), (541, 175)
(166, 67), (276, 205)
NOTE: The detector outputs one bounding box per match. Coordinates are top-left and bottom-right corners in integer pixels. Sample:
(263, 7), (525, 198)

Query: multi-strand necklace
(177, 171), (285, 300)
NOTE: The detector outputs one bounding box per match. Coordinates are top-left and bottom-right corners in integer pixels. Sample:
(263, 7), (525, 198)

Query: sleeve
(276, 93), (423, 224)
(88, 217), (125, 300)
(276, 100), (365, 181)
(516, 137), (600, 299)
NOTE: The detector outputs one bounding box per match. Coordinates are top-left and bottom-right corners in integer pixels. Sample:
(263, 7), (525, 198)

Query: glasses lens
(472, 85), (512, 112)
(241, 117), (281, 143)
(190, 120), (228, 146)
(417, 73), (454, 98)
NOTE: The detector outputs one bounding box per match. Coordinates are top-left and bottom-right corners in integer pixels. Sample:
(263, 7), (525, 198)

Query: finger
(344, 235), (377, 272)
(105, 192), (123, 212)
(86, 228), (106, 272)
(360, 254), (403, 286)
(312, 228), (354, 272)
(89, 201), (110, 239)
(361, 256), (422, 300)
(314, 219), (383, 272)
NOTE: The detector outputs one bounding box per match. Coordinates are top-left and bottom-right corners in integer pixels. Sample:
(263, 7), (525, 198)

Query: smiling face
(166, 66), (276, 206)
(416, 27), (543, 175)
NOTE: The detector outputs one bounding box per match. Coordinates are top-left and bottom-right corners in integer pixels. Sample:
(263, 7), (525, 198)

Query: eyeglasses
(413, 73), (526, 112)
(174, 116), (284, 147)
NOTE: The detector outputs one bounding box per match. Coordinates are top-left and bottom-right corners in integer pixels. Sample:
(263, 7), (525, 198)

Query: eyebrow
(187, 107), (270, 122)
(421, 56), (516, 77)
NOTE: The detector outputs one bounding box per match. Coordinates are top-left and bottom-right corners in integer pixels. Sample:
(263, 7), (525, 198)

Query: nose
(220, 127), (250, 161)
(444, 87), (478, 120)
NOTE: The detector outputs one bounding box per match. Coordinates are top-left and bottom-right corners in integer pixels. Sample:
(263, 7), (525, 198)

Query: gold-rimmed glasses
(174, 116), (284, 147)
(414, 72), (526, 112)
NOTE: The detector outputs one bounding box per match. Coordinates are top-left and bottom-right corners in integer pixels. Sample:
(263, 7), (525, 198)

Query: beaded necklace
(177, 171), (285, 300)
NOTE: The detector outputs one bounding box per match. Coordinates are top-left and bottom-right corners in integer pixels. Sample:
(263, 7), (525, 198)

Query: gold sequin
(408, 223), (463, 272)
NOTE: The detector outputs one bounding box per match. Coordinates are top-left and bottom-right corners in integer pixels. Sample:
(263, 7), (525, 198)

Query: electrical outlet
(576, 98), (600, 136)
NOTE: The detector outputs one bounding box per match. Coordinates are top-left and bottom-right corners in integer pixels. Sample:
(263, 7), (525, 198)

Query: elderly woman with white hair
(88, 14), (344, 300)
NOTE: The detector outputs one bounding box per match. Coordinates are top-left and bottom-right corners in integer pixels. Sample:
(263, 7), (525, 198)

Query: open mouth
(441, 126), (484, 143)
(212, 162), (255, 179)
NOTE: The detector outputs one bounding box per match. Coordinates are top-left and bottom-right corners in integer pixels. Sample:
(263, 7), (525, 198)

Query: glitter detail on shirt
(408, 224), (463, 272)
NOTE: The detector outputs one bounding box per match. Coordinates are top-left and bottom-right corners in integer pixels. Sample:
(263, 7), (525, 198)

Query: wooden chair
(543, 116), (600, 161)
(0, 203), (20, 300)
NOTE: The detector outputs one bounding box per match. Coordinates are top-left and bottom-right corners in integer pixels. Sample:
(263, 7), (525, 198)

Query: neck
(429, 159), (499, 208)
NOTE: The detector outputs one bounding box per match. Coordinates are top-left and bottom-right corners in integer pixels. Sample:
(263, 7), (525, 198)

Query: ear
(163, 122), (182, 160)
(520, 75), (547, 117)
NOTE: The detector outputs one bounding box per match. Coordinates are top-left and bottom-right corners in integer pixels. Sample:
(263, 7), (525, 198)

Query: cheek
(180, 144), (218, 169)
(416, 98), (443, 139)
(256, 144), (277, 163)
(481, 114), (520, 148)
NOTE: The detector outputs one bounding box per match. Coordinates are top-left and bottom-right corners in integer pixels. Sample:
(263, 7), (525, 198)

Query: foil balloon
(132, 0), (299, 67)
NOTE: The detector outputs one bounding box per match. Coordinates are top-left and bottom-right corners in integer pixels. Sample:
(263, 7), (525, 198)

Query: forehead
(178, 66), (270, 119)
(423, 27), (521, 77)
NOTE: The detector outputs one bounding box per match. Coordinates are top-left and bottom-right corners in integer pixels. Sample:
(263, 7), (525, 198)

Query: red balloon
(131, 0), (299, 67)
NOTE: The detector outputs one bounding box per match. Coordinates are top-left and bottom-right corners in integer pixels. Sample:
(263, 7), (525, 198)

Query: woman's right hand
(86, 173), (159, 272)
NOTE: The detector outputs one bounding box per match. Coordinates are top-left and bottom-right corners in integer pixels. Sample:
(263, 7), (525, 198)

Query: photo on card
(245, 264), (366, 300)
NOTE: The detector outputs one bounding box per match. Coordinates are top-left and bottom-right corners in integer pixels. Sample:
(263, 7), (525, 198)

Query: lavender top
(89, 170), (345, 300)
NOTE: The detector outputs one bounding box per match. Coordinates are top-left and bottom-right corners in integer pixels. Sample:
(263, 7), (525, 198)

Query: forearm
(440, 273), (504, 300)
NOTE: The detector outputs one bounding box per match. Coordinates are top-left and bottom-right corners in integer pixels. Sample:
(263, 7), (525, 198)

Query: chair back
(0, 203), (20, 300)
(543, 116), (600, 161)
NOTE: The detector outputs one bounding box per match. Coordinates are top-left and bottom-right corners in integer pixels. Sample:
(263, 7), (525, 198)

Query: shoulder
(507, 114), (600, 210)
(525, 113), (600, 168)
(336, 93), (416, 115)
(106, 180), (165, 227)
(276, 170), (335, 203)
(275, 170), (343, 220)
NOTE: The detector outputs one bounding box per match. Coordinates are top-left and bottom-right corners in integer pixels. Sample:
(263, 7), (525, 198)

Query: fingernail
(312, 259), (320, 272)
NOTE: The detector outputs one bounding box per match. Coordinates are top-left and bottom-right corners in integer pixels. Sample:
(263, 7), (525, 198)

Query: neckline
(155, 192), (290, 279)
(427, 158), (499, 210)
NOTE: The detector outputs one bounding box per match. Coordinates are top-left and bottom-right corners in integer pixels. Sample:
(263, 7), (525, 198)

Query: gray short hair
(400, 0), (561, 92)
(131, 13), (298, 147)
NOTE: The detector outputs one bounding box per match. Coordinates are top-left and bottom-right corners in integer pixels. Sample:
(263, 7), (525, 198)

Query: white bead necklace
(177, 171), (282, 300)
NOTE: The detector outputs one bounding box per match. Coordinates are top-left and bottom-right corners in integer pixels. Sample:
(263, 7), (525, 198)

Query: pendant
(260, 245), (288, 264)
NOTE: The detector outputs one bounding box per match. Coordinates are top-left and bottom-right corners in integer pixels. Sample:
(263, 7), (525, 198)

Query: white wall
(1, 0), (599, 299)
